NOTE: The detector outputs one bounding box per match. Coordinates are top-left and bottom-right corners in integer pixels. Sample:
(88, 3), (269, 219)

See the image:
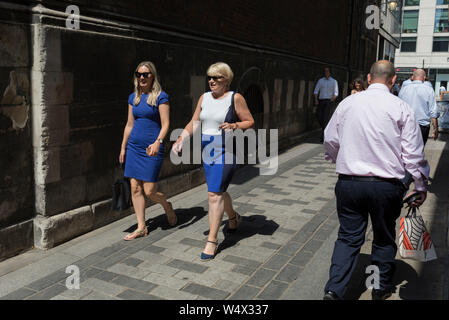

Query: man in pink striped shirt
(322, 60), (430, 300)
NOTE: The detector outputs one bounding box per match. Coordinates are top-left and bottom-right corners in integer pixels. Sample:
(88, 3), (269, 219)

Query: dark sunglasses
(207, 75), (224, 81)
(135, 72), (151, 78)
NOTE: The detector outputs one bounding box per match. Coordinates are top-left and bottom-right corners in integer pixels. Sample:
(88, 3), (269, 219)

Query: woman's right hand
(171, 137), (183, 154)
(119, 148), (126, 164)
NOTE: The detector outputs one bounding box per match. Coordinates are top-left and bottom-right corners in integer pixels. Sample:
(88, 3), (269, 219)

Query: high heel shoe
(200, 240), (218, 261)
(167, 202), (177, 226)
(123, 227), (148, 241)
(227, 212), (242, 234)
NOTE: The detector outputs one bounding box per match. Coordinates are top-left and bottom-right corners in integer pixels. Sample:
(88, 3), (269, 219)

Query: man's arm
(429, 93), (439, 140)
(323, 107), (340, 162)
(330, 80), (338, 102)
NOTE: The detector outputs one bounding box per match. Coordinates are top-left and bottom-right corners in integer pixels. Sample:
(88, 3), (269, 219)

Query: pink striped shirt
(324, 83), (430, 191)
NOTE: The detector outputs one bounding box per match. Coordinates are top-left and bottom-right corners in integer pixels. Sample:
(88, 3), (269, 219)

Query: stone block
(91, 199), (133, 229)
(32, 104), (69, 148)
(33, 206), (94, 249)
(32, 25), (61, 72)
(31, 70), (73, 106)
(0, 219), (34, 262)
(0, 23), (29, 67)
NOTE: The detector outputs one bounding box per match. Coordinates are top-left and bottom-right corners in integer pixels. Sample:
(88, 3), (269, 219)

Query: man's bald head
(412, 69), (426, 81)
(368, 60), (397, 88)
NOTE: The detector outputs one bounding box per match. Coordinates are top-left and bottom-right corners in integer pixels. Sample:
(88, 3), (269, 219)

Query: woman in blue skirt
(119, 61), (177, 241)
(172, 62), (254, 260)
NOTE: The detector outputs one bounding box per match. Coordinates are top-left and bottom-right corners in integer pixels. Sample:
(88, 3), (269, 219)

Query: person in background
(314, 66), (339, 142)
(350, 78), (365, 95)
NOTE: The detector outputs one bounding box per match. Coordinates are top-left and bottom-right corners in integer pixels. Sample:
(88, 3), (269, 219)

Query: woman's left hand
(219, 122), (236, 131)
(146, 141), (160, 157)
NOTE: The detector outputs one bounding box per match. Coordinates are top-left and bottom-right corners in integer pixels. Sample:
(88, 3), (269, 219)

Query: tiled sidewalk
(0, 134), (447, 300)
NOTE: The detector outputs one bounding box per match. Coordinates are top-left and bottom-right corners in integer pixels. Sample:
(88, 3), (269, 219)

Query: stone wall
(0, 0), (377, 261)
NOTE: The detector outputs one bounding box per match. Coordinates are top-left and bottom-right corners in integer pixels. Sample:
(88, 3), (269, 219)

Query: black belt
(338, 174), (401, 184)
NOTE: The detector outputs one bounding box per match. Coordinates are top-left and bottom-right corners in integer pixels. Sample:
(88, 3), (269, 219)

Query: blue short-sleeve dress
(124, 91), (169, 182)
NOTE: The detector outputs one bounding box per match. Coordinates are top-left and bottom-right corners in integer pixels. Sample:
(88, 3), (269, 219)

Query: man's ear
(367, 74), (372, 85)
(391, 75), (397, 86)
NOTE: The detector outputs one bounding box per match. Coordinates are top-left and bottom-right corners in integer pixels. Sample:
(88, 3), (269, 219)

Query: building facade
(395, 0), (449, 90)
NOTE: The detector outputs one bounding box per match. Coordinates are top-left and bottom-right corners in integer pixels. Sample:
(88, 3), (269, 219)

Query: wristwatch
(157, 138), (163, 143)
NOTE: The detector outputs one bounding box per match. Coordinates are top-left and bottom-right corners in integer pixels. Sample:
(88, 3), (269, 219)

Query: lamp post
(387, 0), (399, 11)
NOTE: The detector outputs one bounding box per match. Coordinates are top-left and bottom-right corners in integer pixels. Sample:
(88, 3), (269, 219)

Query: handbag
(398, 207), (437, 262)
(111, 164), (131, 211)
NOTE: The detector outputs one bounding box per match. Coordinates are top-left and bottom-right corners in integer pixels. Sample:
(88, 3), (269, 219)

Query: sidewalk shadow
(343, 253), (418, 300)
(124, 206), (207, 233)
(202, 214), (280, 255)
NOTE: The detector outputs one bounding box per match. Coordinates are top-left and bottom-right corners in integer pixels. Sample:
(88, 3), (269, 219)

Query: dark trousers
(401, 124), (430, 191)
(324, 178), (404, 298)
(316, 99), (332, 141)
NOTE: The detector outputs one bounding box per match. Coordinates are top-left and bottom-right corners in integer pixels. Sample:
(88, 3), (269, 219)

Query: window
(433, 37), (449, 52)
(435, 9), (449, 33)
(401, 37), (417, 52)
(437, 0), (449, 5)
(402, 10), (419, 33)
(404, 0), (420, 6)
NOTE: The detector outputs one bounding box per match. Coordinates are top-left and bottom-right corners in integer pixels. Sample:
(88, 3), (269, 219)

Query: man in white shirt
(314, 66), (338, 142)
(323, 61), (429, 301)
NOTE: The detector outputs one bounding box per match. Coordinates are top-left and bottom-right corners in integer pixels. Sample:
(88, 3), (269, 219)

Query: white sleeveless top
(199, 91), (234, 135)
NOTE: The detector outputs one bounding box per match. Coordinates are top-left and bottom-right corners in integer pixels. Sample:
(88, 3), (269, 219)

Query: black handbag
(111, 165), (131, 211)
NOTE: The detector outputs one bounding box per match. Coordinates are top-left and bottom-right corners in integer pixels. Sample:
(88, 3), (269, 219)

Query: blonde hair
(133, 61), (162, 106)
(207, 62), (234, 87)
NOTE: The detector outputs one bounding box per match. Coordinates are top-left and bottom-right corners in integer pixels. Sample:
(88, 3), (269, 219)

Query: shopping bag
(111, 177), (131, 211)
(398, 207), (437, 262)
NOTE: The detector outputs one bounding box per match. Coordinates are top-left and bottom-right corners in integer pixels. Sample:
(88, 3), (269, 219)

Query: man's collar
(367, 83), (390, 92)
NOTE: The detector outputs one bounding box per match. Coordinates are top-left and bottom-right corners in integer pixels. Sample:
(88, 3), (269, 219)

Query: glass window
(433, 37), (449, 52)
(404, 0), (420, 6)
(435, 9), (449, 33)
(402, 10), (419, 33)
(401, 37), (417, 52)
(437, 0), (449, 5)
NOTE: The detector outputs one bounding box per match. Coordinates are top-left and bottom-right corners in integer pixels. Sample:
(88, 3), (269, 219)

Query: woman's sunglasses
(135, 72), (151, 78)
(207, 75), (224, 81)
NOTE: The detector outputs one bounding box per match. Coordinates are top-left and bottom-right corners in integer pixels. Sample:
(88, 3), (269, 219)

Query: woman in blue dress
(119, 61), (177, 241)
(172, 62), (255, 260)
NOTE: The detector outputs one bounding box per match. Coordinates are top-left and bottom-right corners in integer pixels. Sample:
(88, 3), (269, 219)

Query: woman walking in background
(350, 77), (365, 95)
(172, 62), (254, 260)
(119, 61), (177, 241)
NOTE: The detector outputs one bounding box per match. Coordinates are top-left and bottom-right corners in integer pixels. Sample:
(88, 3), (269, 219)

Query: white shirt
(324, 83), (430, 191)
(199, 91), (234, 135)
(314, 77), (338, 99)
(440, 86), (446, 93)
(398, 80), (439, 126)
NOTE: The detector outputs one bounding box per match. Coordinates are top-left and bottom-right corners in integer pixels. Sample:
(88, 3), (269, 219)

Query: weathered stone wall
(0, 5), (34, 260)
(0, 0), (377, 260)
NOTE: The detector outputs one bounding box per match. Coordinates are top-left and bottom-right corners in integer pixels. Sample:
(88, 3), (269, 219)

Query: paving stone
(107, 263), (149, 279)
(81, 278), (126, 296)
(276, 227), (297, 234)
(59, 287), (92, 300)
(181, 283), (229, 300)
(25, 279), (55, 292)
(151, 285), (198, 300)
(131, 251), (171, 264)
(256, 280), (289, 300)
(301, 239), (324, 254)
(263, 254), (291, 271)
(167, 259), (208, 274)
(302, 209), (317, 214)
(0, 287), (37, 300)
(275, 264), (303, 282)
(223, 255), (262, 269)
(72, 254), (105, 270)
(111, 275), (157, 293)
(82, 291), (119, 300)
(93, 271), (121, 282)
(142, 245), (165, 254)
(213, 279), (241, 293)
(179, 238), (205, 248)
(92, 252), (129, 269)
(312, 228), (332, 241)
(228, 285), (260, 300)
(139, 263), (179, 276)
(143, 273), (188, 290)
(290, 250), (315, 267)
(26, 284), (67, 300)
(246, 268), (277, 288)
(95, 242), (128, 258)
(122, 257), (144, 267)
(277, 240), (303, 256)
(232, 265), (257, 276)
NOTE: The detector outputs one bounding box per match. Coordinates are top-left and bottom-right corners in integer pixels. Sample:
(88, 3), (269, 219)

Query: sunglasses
(135, 72), (152, 78)
(207, 75), (224, 81)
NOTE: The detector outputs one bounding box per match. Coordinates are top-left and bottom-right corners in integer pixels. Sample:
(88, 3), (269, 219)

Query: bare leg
(130, 178), (146, 230)
(143, 182), (177, 225)
(223, 192), (238, 228)
(203, 192), (224, 255)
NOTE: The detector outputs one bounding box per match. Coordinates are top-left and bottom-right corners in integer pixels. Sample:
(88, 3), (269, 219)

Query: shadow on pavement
(344, 253), (418, 300)
(124, 206), (207, 233)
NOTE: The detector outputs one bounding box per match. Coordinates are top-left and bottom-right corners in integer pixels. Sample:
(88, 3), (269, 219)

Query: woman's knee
(208, 192), (222, 203)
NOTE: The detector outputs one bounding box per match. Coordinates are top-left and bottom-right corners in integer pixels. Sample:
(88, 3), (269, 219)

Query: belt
(338, 174), (400, 184)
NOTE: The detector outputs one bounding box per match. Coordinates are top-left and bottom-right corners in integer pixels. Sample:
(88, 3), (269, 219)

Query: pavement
(0, 132), (447, 301)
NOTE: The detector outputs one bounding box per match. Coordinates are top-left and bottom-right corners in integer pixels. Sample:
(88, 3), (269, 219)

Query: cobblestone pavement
(0, 134), (447, 300)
